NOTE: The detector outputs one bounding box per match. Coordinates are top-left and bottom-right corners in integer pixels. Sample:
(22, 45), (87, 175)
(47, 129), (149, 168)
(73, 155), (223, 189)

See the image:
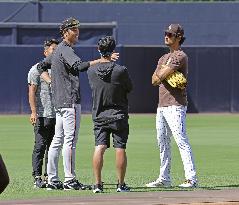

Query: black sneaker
(93, 183), (103, 193)
(47, 181), (64, 190)
(34, 177), (47, 188)
(63, 179), (86, 190)
(116, 183), (130, 192)
(43, 174), (48, 185)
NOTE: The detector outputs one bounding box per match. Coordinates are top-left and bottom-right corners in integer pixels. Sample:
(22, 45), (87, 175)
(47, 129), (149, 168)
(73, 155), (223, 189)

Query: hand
(152, 72), (161, 86)
(111, 52), (119, 61)
(30, 112), (37, 125)
(41, 72), (51, 84)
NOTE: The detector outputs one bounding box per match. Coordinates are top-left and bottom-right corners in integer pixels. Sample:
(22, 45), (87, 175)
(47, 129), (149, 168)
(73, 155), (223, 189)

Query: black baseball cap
(44, 39), (59, 48)
(165, 24), (184, 36)
(60, 17), (80, 34)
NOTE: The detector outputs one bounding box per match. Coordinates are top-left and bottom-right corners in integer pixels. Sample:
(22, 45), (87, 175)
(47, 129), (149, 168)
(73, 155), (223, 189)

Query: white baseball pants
(156, 105), (197, 183)
(47, 104), (81, 183)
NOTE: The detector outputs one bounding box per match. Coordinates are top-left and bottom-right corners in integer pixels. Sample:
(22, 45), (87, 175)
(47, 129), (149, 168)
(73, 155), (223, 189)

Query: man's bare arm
(89, 52), (120, 66)
(157, 65), (174, 80)
(152, 65), (175, 86)
(28, 84), (38, 125)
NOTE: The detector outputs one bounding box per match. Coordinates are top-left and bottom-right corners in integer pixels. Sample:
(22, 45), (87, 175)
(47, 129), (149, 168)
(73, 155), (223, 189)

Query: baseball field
(0, 114), (238, 201)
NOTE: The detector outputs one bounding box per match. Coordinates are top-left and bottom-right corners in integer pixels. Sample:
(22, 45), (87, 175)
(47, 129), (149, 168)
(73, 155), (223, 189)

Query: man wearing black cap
(146, 24), (198, 188)
(37, 17), (119, 190)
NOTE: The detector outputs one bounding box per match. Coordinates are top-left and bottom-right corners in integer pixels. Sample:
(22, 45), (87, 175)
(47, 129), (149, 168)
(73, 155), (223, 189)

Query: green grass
(0, 114), (239, 200)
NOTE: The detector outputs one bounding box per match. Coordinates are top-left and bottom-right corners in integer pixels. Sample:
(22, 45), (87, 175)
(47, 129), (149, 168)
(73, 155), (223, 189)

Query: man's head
(60, 17), (80, 45)
(98, 36), (116, 58)
(164, 24), (185, 46)
(43, 39), (59, 57)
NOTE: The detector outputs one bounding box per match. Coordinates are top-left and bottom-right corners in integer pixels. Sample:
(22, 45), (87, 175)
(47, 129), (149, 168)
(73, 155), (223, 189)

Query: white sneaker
(145, 179), (171, 188)
(179, 179), (198, 188)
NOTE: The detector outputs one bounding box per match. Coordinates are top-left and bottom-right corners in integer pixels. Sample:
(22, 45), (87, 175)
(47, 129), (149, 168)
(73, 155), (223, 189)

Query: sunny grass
(0, 114), (239, 200)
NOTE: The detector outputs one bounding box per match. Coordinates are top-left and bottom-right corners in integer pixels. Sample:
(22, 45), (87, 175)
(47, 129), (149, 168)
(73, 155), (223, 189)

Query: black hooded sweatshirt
(87, 62), (133, 125)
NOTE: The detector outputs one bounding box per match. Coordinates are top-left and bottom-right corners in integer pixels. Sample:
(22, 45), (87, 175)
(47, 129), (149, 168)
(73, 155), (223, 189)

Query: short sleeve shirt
(155, 50), (188, 107)
(27, 63), (55, 118)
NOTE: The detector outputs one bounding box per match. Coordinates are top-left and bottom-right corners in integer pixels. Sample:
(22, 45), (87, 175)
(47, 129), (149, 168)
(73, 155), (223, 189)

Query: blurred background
(1, 0), (239, 114)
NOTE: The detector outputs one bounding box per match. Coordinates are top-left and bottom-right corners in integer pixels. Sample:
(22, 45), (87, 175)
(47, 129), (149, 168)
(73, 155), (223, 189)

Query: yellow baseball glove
(165, 70), (187, 89)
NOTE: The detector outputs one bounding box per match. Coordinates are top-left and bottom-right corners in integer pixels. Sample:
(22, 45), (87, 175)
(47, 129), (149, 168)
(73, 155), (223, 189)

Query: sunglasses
(164, 32), (176, 38)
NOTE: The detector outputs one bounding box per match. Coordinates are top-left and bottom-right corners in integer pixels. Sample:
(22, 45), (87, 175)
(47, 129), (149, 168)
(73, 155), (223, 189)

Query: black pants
(32, 117), (55, 177)
(0, 155), (9, 194)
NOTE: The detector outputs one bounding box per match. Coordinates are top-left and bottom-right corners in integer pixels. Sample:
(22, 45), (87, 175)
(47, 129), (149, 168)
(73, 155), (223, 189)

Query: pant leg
(47, 111), (64, 183)
(62, 104), (81, 182)
(32, 117), (47, 177)
(163, 106), (197, 182)
(156, 107), (172, 182)
(0, 155), (9, 194)
(43, 118), (56, 176)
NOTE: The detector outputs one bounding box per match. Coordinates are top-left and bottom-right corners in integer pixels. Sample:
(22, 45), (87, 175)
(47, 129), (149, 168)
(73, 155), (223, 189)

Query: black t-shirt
(87, 62), (132, 125)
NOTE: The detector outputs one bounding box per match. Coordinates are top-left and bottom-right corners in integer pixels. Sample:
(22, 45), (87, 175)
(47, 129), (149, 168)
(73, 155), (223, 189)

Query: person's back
(87, 62), (132, 124)
(88, 36), (132, 194)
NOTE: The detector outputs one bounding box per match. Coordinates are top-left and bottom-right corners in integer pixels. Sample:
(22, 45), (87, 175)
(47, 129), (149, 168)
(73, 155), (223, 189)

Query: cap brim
(67, 24), (80, 29)
(164, 30), (175, 34)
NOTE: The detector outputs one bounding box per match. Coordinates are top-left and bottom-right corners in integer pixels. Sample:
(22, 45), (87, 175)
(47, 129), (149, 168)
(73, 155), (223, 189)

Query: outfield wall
(0, 45), (238, 114)
(1, 2), (239, 45)
(1, 1), (239, 113)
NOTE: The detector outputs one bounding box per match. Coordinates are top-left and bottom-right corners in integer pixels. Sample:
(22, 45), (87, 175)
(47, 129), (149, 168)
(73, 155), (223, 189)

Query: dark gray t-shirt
(87, 62), (133, 125)
(37, 41), (90, 109)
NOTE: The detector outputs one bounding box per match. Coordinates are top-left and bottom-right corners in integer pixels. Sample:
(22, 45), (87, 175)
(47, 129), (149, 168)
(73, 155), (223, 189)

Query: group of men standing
(27, 17), (197, 194)
(28, 17), (131, 193)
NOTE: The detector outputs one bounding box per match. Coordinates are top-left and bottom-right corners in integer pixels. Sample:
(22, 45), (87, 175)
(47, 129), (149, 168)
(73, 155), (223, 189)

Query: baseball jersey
(87, 62), (132, 125)
(156, 49), (188, 107)
(37, 41), (90, 109)
(28, 64), (55, 118)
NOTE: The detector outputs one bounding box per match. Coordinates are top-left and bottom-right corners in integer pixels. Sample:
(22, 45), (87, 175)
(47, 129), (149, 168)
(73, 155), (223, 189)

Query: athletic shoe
(34, 176), (47, 188)
(47, 181), (64, 190)
(93, 183), (103, 193)
(116, 183), (130, 192)
(43, 175), (48, 186)
(63, 178), (86, 190)
(145, 179), (171, 188)
(178, 179), (198, 188)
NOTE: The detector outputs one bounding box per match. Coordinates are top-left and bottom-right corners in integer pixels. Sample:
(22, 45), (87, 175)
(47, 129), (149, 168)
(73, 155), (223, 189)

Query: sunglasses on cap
(164, 32), (177, 38)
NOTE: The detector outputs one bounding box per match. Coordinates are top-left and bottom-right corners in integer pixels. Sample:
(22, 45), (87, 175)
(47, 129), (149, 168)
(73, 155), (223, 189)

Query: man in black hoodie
(87, 36), (132, 193)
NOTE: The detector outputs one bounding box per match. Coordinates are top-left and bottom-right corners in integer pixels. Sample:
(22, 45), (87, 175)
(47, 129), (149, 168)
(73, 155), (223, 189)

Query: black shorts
(94, 119), (129, 149)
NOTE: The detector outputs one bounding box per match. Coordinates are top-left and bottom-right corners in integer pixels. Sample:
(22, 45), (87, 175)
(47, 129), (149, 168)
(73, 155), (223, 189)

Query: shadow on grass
(194, 184), (239, 190)
(125, 186), (194, 193)
(214, 184), (239, 188)
(116, 184), (239, 193)
(95, 183), (239, 192)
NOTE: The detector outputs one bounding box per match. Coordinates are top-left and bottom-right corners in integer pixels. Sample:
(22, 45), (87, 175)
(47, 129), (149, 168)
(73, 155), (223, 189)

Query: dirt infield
(0, 189), (239, 205)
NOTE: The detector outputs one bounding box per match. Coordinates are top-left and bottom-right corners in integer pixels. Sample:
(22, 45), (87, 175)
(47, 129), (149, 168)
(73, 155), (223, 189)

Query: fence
(0, 45), (238, 113)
